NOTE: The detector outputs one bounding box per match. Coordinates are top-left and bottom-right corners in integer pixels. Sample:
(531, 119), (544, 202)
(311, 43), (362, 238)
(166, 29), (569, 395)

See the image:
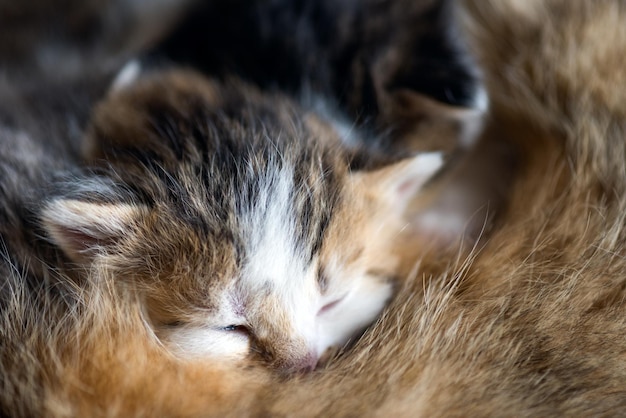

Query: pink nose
(300, 350), (319, 372)
(280, 350), (319, 373)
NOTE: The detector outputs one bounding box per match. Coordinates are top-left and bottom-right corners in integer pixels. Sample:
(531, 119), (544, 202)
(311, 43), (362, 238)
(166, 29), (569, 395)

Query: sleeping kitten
(0, 64), (451, 415)
(38, 67), (444, 372)
(13, 0), (626, 414)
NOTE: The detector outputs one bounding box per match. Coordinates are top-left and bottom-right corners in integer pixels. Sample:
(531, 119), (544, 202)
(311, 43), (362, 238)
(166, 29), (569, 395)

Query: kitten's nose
(253, 336), (319, 373)
(289, 350), (319, 373)
(275, 350), (319, 374)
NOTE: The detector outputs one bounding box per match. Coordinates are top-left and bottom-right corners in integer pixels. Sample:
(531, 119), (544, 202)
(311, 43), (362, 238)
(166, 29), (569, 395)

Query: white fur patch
(240, 164), (320, 343)
(328, 114), (360, 148)
(160, 326), (250, 360)
(241, 165), (303, 291)
(315, 267), (393, 354)
(456, 85), (488, 148)
(409, 152), (444, 180)
(472, 85), (489, 112)
(301, 92), (361, 147)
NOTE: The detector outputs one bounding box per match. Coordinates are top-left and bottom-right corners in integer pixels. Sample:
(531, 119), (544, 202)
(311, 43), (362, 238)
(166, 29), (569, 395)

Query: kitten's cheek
(156, 326), (250, 361)
(315, 278), (393, 354)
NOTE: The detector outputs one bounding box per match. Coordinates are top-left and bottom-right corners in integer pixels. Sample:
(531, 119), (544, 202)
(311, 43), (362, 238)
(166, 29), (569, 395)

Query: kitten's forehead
(174, 81), (346, 271)
(237, 157), (339, 257)
(237, 164), (311, 293)
(91, 72), (348, 283)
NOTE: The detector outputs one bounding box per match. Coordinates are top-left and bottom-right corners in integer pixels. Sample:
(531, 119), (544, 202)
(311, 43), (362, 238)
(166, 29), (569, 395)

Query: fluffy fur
(5, 0), (626, 416)
(81, 68), (447, 368)
(0, 66), (445, 415)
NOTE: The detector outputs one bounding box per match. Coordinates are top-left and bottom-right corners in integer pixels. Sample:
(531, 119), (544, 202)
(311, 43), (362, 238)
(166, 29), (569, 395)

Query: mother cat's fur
(4, 0), (626, 416)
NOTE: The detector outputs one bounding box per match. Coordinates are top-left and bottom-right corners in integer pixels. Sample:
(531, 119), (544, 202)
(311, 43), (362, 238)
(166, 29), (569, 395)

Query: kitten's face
(42, 70), (442, 372)
(130, 181), (398, 372)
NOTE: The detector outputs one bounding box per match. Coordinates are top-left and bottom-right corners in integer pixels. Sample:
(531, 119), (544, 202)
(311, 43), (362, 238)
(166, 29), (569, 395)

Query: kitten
(67, 67), (443, 370)
(18, 0), (626, 413)
(0, 66), (446, 415)
(148, 0), (485, 149)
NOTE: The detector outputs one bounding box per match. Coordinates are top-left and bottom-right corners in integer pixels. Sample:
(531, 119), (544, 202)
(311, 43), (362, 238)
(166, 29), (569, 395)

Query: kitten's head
(41, 69), (442, 373)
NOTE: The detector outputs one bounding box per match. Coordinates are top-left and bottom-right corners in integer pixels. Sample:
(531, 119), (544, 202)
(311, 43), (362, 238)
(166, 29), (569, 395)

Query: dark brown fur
(150, 0), (482, 152)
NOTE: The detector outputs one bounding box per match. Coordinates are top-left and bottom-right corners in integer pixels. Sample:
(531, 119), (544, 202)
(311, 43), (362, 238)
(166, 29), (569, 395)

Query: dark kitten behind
(149, 0), (484, 145)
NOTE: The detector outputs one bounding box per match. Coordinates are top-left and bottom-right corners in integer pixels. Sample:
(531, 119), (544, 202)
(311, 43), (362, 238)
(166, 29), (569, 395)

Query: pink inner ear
(57, 227), (107, 257)
(42, 200), (145, 264)
(397, 178), (418, 197)
(388, 152), (444, 206)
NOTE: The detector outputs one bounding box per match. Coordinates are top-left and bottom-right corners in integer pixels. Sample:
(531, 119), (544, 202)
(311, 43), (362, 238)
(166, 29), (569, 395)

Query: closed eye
(317, 294), (347, 316)
(163, 320), (185, 327)
(221, 325), (251, 336)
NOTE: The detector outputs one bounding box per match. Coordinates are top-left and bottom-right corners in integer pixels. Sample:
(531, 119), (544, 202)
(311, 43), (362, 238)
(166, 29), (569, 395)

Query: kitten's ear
(110, 60), (143, 92)
(352, 152), (444, 213)
(41, 200), (146, 263)
(386, 89), (487, 149)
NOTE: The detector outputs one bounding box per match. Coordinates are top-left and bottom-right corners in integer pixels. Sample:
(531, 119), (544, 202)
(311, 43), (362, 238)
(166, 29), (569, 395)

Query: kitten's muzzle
(279, 350), (319, 374)
(251, 337), (319, 373)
